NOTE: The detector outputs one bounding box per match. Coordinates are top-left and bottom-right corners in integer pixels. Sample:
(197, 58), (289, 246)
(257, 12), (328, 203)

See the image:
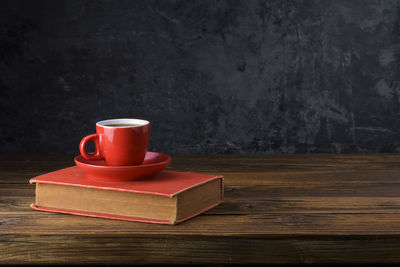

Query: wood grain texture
(2, 154), (400, 263)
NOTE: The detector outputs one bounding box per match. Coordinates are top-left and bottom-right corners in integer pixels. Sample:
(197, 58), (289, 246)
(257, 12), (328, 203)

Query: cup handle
(79, 133), (104, 161)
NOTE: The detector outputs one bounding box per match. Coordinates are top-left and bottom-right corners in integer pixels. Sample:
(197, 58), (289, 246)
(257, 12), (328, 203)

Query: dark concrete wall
(1, 0), (400, 154)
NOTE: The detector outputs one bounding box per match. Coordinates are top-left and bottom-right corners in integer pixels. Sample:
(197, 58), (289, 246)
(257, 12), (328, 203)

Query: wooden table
(2, 154), (400, 264)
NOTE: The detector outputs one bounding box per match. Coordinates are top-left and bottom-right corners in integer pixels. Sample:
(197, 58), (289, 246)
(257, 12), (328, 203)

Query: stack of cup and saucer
(74, 118), (171, 181)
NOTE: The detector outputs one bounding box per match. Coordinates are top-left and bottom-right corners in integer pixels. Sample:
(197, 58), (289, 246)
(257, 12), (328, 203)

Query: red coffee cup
(79, 118), (150, 166)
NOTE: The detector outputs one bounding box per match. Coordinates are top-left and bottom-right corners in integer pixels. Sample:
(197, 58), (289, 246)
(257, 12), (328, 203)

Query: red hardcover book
(30, 167), (224, 225)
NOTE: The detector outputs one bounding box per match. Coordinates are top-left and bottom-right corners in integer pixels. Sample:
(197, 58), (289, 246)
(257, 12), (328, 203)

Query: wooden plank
(6, 179), (400, 197)
(5, 211), (400, 236)
(2, 153), (400, 171)
(1, 154), (400, 184)
(2, 234), (400, 264)
(5, 195), (400, 215)
(2, 153), (400, 183)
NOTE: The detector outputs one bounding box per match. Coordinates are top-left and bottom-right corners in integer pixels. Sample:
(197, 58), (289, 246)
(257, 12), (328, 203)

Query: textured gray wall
(1, 0), (400, 154)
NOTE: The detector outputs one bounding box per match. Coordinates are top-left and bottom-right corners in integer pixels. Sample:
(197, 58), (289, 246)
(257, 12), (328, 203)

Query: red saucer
(74, 152), (171, 181)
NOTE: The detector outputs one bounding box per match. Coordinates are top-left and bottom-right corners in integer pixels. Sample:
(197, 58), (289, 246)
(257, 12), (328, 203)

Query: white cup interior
(96, 118), (150, 128)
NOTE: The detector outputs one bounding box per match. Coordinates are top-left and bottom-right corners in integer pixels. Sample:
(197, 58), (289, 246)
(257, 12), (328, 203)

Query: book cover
(29, 166), (224, 225)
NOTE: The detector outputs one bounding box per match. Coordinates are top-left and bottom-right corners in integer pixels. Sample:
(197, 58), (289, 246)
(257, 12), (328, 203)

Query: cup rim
(96, 118), (150, 128)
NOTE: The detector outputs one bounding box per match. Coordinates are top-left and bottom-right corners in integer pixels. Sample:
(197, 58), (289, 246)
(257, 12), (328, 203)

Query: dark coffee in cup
(104, 124), (141, 127)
